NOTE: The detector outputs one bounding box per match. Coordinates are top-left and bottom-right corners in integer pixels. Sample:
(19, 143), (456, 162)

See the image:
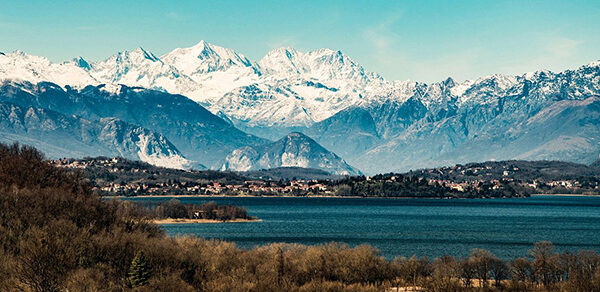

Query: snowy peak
(259, 47), (380, 84)
(259, 47), (308, 76)
(472, 74), (517, 90)
(88, 47), (188, 92)
(154, 40), (261, 102)
(115, 47), (161, 63)
(191, 40), (254, 67)
(95, 47), (164, 69)
(92, 47), (164, 75)
(161, 40), (257, 75)
(306, 49), (363, 79)
(443, 77), (456, 88)
(134, 47), (160, 62)
(306, 48), (380, 84)
(0, 50), (98, 87)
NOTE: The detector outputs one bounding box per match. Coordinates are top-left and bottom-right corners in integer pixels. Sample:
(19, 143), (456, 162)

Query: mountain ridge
(2, 43), (600, 173)
(0, 101), (193, 169)
(0, 80), (267, 168)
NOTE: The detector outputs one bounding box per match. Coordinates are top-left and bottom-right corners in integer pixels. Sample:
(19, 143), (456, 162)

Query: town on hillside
(52, 157), (600, 198)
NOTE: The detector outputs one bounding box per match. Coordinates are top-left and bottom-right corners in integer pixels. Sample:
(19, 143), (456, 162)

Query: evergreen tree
(128, 251), (152, 287)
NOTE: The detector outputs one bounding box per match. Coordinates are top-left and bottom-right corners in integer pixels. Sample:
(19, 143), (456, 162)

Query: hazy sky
(1, 0), (599, 82)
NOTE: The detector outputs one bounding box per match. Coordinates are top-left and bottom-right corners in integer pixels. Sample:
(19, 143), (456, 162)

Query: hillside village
(413, 160), (600, 195)
(52, 157), (600, 197)
(52, 157), (333, 196)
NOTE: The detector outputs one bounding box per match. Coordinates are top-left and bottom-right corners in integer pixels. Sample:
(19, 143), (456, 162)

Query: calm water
(124, 195), (600, 259)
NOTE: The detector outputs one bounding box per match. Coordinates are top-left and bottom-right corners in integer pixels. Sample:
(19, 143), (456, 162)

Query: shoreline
(105, 193), (600, 199)
(530, 193), (600, 197)
(105, 194), (526, 200)
(105, 194), (365, 199)
(107, 194), (468, 200)
(152, 218), (262, 224)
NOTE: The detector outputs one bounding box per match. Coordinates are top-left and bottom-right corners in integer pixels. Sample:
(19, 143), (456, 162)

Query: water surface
(124, 195), (600, 259)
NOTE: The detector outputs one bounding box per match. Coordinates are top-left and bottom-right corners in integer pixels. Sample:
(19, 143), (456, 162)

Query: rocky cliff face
(0, 80), (266, 168)
(221, 132), (360, 175)
(0, 102), (193, 169)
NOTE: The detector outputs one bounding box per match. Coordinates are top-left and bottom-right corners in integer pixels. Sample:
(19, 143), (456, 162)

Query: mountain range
(1, 41), (599, 174)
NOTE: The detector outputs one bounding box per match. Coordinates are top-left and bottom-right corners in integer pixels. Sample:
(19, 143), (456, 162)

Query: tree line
(1, 143), (599, 291)
(130, 199), (253, 221)
(328, 174), (520, 198)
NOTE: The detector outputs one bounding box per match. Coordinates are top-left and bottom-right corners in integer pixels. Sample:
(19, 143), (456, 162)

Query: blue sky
(1, 0), (599, 82)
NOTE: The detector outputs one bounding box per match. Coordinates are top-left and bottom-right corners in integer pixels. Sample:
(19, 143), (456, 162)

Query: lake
(123, 195), (600, 260)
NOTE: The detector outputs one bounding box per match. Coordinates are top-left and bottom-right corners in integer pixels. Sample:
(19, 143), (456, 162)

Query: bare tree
(529, 241), (559, 288)
(469, 249), (495, 288)
(510, 257), (533, 291)
(429, 255), (460, 291)
(489, 257), (507, 288)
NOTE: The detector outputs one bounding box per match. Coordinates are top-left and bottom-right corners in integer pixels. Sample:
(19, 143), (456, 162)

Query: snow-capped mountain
(0, 51), (98, 87)
(159, 41), (261, 105)
(0, 42), (392, 131)
(0, 101), (192, 169)
(220, 132), (360, 175)
(258, 47), (382, 84)
(2, 42), (600, 174)
(353, 61), (600, 173)
(85, 47), (197, 96)
(215, 46), (391, 129)
(80, 41), (261, 106)
(161, 40), (258, 76)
